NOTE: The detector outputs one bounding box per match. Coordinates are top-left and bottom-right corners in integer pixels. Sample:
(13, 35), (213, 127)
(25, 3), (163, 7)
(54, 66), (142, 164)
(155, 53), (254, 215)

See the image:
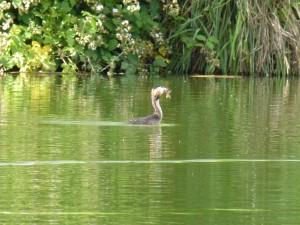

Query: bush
(0, 0), (178, 75)
(3, 0), (298, 76)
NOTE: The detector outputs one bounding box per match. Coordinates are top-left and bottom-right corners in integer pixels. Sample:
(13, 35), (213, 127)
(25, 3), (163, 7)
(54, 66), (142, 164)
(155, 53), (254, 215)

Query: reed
(167, 0), (300, 76)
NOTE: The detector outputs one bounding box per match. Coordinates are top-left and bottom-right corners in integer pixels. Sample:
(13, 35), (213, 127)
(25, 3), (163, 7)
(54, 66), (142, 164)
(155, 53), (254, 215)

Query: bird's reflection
(149, 126), (162, 159)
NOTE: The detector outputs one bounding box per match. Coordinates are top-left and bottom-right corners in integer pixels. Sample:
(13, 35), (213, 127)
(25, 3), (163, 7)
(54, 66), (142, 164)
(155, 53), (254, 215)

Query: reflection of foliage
(0, 0), (179, 75)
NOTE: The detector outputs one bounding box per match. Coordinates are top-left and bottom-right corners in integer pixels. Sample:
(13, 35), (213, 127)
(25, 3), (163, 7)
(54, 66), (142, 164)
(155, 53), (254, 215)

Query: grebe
(128, 86), (171, 125)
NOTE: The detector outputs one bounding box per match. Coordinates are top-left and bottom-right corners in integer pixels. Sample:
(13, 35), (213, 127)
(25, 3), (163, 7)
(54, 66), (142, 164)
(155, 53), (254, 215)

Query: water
(1, 74), (300, 224)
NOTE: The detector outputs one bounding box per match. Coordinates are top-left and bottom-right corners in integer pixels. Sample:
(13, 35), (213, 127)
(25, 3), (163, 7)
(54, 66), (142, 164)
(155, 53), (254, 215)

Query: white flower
(97, 20), (102, 28)
(135, 4), (140, 11)
(116, 33), (122, 41)
(122, 20), (129, 26)
(89, 41), (97, 50)
(96, 4), (103, 12)
(127, 3), (140, 12)
(2, 23), (9, 30)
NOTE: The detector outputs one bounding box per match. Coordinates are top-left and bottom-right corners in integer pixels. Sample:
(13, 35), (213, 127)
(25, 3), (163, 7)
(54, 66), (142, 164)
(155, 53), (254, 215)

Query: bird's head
(152, 86), (171, 100)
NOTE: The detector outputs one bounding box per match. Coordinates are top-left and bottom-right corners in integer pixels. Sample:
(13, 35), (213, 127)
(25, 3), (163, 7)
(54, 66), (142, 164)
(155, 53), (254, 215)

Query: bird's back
(127, 114), (161, 125)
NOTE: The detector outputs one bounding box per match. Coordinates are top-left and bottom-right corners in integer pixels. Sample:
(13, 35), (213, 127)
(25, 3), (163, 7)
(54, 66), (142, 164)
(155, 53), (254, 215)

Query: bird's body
(128, 86), (171, 125)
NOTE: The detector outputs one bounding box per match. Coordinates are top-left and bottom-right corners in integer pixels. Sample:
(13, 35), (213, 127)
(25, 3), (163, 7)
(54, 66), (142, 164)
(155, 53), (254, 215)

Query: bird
(127, 86), (171, 125)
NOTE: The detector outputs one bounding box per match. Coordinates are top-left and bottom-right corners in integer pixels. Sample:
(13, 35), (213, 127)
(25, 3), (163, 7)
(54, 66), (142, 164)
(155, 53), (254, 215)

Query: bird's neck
(152, 95), (162, 120)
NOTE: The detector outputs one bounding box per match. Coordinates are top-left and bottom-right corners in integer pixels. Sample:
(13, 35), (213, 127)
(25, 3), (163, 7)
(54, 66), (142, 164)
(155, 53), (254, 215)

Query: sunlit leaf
(43, 45), (52, 53)
(158, 46), (167, 57)
(12, 0), (22, 7)
(32, 41), (40, 48)
(9, 25), (22, 35)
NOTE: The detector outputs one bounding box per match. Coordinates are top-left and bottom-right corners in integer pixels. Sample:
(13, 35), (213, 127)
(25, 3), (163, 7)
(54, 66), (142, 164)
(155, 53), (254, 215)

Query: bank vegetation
(0, 0), (299, 76)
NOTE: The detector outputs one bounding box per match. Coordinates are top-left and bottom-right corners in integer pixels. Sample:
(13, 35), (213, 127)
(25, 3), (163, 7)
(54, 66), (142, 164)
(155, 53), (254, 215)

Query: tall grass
(167, 0), (300, 76)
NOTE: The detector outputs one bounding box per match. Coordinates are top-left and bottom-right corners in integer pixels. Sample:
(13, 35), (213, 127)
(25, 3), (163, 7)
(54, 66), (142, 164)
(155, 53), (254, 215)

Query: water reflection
(1, 75), (300, 224)
(149, 126), (162, 158)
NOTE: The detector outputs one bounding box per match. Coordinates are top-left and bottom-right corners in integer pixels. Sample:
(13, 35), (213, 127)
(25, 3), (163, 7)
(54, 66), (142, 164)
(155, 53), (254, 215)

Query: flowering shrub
(0, 0), (180, 75)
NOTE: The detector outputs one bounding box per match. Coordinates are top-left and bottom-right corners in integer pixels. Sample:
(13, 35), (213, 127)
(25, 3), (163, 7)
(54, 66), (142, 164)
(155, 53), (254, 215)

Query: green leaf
(208, 36), (219, 44)
(85, 49), (98, 60)
(153, 58), (167, 67)
(18, 13), (31, 24)
(28, 50), (36, 60)
(69, 0), (76, 7)
(10, 35), (21, 48)
(136, 19), (143, 29)
(206, 41), (214, 50)
(44, 61), (57, 72)
(9, 25), (22, 35)
(44, 35), (59, 45)
(150, 0), (160, 17)
(101, 49), (112, 62)
(66, 38), (75, 47)
(0, 56), (9, 68)
(121, 61), (137, 75)
(124, 66), (137, 75)
(10, 35), (25, 54)
(108, 39), (119, 51)
(182, 37), (198, 49)
(121, 62), (129, 70)
(12, 0), (22, 7)
(195, 43), (204, 47)
(104, 19), (115, 31)
(40, 0), (52, 12)
(60, 1), (72, 13)
(50, 7), (58, 17)
(66, 28), (75, 46)
(127, 54), (139, 66)
(196, 35), (207, 42)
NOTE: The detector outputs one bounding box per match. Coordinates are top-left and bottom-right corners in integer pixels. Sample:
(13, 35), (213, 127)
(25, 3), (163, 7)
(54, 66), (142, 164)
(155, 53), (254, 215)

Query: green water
(1, 74), (300, 224)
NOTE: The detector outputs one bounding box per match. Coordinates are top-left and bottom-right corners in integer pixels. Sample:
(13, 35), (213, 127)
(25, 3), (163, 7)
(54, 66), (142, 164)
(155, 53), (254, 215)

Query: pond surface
(1, 74), (300, 224)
